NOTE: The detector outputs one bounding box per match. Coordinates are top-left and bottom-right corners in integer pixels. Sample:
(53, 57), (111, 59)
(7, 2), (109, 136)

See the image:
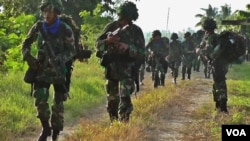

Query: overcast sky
(130, 0), (249, 33)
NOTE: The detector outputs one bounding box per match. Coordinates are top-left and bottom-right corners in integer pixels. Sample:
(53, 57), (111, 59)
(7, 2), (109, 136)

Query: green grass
(0, 57), (106, 140)
(1, 60), (250, 141)
(186, 62), (250, 141)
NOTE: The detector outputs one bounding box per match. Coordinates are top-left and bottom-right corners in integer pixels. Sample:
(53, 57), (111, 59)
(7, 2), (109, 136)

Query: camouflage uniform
(96, 1), (145, 123)
(192, 30), (205, 72)
(181, 32), (195, 80)
(146, 30), (168, 87)
(22, 0), (75, 140)
(201, 18), (229, 113)
(168, 33), (182, 84)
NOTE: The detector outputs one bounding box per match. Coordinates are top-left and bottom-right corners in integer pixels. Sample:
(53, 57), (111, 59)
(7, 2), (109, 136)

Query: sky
(128, 0), (250, 33)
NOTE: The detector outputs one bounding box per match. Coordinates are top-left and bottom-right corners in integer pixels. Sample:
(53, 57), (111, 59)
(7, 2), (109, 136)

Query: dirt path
(20, 67), (213, 141)
(142, 70), (213, 141)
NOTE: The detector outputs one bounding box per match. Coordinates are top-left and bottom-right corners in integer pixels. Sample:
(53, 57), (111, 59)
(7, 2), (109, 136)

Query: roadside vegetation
(0, 57), (106, 141)
(1, 56), (250, 141)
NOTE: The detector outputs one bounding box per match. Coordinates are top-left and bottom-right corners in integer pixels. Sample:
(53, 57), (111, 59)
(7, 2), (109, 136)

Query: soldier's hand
(118, 42), (129, 53)
(25, 54), (39, 70)
(106, 34), (120, 45)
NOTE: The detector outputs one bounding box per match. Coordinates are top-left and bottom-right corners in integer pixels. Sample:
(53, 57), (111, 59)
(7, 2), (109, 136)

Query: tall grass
(0, 57), (106, 140)
(185, 62), (250, 141)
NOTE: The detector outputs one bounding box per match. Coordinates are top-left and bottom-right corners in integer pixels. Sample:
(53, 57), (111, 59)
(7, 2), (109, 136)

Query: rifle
(107, 24), (129, 37)
(39, 27), (69, 100)
(99, 24), (130, 67)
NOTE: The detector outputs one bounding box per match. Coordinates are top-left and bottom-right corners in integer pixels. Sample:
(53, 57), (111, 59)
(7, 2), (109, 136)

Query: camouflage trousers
(106, 78), (134, 122)
(212, 61), (229, 102)
(33, 82), (66, 131)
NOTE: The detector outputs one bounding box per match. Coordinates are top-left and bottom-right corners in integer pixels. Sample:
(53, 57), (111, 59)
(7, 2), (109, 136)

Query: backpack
(218, 31), (246, 63)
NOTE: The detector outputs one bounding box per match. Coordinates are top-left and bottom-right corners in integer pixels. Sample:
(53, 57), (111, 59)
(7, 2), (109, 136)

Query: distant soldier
(21, 0), (76, 140)
(181, 32), (196, 80)
(146, 30), (169, 88)
(192, 30), (205, 72)
(167, 33), (183, 84)
(96, 1), (145, 123)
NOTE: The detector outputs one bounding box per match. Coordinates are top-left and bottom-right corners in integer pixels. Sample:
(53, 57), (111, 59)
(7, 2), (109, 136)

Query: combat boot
(37, 120), (51, 141)
(52, 129), (60, 141)
(181, 73), (185, 80)
(154, 77), (160, 88)
(215, 100), (220, 110)
(220, 99), (228, 113)
(187, 74), (191, 80)
(109, 112), (118, 125)
(120, 113), (130, 123)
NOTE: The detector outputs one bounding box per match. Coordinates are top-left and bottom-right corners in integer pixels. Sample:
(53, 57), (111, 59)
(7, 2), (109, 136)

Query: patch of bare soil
(143, 70), (213, 141)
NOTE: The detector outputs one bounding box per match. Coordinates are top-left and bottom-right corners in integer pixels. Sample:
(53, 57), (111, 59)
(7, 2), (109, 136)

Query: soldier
(167, 33), (183, 84)
(197, 18), (229, 113)
(181, 32), (196, 80)
(146, 30), (168, 88)
(96, 1), (145, 123)
(21, 0), (76, 140)
(192, 30), (205, 72)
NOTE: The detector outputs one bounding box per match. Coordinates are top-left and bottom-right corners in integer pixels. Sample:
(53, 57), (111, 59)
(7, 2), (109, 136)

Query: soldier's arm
(127, 25), (145, 61)
(96, 22), (118, 52)
(22, 22), (40, 59)
(61, 24), (76, 63)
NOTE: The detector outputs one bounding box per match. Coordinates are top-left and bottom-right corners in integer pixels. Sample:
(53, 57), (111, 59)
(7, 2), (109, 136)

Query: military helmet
(171, 33), (178, 40)
(40, 0), (63, 14)
(202, 18), (217, 31)
(152, 30), (161, 38)
(118, 1), (139, 21)
(184, 32), (191, 38)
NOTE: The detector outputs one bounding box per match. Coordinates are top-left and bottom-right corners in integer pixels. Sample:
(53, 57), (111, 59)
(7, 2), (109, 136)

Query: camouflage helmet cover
(40, 0), (63, 14)
(118, 1), (139, 21)
(202, 18), (217, 31)
(171, 33), (178, 40)
(184, 32), (191, 38)
(152, 30), (161, 37)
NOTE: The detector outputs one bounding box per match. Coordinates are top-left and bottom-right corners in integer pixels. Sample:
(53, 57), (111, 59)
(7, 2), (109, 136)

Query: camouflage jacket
(168, 40), (183, 62)
(22, 18), (76, 78)
(182, 38), (196, 65)
(199, 31), (220, 61)
(96, 21), (145, 65)
(146, 37), (168, 60)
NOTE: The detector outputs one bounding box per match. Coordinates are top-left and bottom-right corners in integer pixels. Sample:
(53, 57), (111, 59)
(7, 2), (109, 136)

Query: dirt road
(20, 68), (214, 141)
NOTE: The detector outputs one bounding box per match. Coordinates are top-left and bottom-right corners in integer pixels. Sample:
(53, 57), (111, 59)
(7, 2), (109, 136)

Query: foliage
(79, 3), (113, 51)
(0, 58), (106, 140)
(0, 14), (36, 71)
(0, 0), (116, 25)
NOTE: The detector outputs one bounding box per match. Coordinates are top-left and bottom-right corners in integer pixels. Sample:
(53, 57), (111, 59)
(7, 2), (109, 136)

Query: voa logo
(226, 129), (246, 136)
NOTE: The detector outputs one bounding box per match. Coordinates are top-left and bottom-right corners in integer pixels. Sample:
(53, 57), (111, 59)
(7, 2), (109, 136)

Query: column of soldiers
(21, 0), (239, 140)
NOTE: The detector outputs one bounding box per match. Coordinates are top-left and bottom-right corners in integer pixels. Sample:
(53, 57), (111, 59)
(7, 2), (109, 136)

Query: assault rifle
(107, 24), (129, 37)
(40, 29), (69, 100)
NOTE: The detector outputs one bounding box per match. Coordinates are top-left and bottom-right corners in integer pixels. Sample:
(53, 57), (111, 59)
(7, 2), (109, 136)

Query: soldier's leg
(154, 68), (160, 88)
(33, 82), (51, 141)
(139, 64), (145, 85)
(51, 84), (68, 140)
(106, 80), (119, 123)
(187, 66), (192, 80)
(65, 60), (73, 93)
(119, 78), (134, 123)
(213, 63), (228, 113)
(181, 65), (186, 80)
(160, 70), (165, 86)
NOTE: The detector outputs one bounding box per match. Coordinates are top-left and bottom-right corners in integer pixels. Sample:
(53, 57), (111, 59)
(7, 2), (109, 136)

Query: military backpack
(218, 31), (246, 63)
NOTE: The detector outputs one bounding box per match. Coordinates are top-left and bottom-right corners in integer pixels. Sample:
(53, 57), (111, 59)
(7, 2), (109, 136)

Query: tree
(0, 0), (116, 25)
(195, 4), (218, 28)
